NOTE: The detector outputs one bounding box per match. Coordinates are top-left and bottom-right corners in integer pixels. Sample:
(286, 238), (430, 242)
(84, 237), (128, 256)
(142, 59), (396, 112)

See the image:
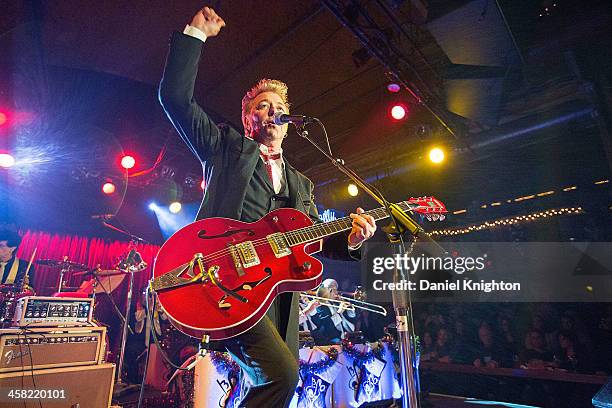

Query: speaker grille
(0, 363), (114, 408)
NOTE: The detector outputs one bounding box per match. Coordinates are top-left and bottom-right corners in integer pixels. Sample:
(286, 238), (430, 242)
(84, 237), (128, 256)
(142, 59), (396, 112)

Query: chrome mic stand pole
(115, 265), (134, 386)
(114, 251), (146, 396)
(295, 123), (445, 408)
(57, 256), (70, 293)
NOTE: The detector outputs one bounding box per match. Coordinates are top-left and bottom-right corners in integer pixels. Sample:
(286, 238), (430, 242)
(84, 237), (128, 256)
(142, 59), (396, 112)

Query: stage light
(348, 183), (359, 197)
(387, 83), (401, 93)
(0, 112), (7, 126)
(428, 147), (445, 164)
(390, 104), (407, 120)
(148, 202), (157, 211)
(169, 202), (182, 214)
(200, 180), (206, 190)
(121, 155), (135, 169)
(0, 153), (15, 168)
(102, 182), (116, 194)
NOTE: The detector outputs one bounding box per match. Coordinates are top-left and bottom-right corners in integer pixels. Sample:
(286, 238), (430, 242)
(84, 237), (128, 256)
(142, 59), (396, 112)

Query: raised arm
(158, 6), (227, 161)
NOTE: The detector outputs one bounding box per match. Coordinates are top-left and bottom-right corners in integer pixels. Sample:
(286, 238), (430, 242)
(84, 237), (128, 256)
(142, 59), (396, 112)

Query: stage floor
(114, 389), (542, 408)
(427, 393), (540, 408)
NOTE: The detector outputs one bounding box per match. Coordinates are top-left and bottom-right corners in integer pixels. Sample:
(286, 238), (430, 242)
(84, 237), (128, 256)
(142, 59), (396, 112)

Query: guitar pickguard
(217, 267), (273, 309)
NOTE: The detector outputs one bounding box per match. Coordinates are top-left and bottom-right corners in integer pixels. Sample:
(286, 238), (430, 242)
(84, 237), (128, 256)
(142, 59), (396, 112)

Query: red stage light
(120, 155), (135, 169)
(102, 182), (116, 194)
(200, 180), (206, 190)
(0, 112), (7, 126)
(390, 104), (407, 120)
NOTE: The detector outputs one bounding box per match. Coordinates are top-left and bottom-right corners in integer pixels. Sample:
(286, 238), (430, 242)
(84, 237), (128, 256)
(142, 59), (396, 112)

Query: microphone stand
(102, 222), (150, 244)
(295, 124), (445, 408)
(113, 253), (147, 397)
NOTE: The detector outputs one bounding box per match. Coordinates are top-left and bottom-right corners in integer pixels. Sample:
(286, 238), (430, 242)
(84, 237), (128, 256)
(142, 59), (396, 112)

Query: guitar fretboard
(283, 201), (413, 246)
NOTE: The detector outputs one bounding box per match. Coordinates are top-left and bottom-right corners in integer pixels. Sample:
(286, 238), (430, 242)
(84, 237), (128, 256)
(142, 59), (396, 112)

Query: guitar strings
(187, 206), (392, 265)
(158, 201), (425, 271)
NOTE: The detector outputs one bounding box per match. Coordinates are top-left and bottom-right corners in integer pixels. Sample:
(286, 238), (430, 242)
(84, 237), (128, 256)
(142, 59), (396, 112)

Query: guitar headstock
(407, 196), (448, 221)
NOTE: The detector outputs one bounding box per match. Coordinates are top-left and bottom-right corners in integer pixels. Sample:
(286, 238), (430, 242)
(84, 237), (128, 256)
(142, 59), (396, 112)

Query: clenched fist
(190, 6), (226, 38)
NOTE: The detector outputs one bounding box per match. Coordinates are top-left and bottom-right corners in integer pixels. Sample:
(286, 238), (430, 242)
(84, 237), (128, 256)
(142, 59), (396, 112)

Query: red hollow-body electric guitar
(151, 197), (446, 340)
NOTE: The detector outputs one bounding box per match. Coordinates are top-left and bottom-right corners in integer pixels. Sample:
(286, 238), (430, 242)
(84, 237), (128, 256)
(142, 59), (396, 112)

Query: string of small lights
(448, 178), (608, 216)
(430, 207), (584, 236)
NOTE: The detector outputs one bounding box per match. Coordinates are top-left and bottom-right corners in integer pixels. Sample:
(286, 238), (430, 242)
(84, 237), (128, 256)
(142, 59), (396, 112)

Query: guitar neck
(283, 201), (414, 246)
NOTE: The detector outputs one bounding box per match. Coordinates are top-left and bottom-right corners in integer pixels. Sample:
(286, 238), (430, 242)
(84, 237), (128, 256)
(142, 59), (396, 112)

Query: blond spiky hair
(241, 79), (290, 136)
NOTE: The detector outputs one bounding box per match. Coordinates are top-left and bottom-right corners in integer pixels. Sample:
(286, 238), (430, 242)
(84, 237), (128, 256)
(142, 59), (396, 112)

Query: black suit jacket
(159, 32), (355, 354)
(159, 32), (319, 223)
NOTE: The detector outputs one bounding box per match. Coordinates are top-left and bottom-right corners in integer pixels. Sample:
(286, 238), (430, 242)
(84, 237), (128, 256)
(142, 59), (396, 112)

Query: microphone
(273, 112), (316, 126)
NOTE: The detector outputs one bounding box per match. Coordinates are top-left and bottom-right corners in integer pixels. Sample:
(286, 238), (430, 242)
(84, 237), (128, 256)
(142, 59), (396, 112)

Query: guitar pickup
(267, 233), (292, 258)
(230, 241), (260, 270)
(227, 244), (245, 277)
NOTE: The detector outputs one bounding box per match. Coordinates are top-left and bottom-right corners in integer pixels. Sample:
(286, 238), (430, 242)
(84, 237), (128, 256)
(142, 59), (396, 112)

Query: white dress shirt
(258, 144), (286, 194)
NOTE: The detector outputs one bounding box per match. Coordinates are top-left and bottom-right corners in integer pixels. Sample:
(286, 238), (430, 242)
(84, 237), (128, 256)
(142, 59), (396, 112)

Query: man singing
(159, 6), (376, 407)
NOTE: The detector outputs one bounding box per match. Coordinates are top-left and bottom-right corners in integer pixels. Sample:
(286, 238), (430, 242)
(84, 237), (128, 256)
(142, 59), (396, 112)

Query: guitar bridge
(267, 233), (292, 258)
(227, 244), (245, 277)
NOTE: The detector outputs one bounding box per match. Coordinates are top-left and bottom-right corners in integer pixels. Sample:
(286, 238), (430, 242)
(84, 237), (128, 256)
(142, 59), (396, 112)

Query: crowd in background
(413, 302), (612, 374)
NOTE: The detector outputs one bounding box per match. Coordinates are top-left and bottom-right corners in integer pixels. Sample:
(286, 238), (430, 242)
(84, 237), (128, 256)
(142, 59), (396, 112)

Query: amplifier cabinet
(0, 326), (106, 373)
(0, 362), (114, 408)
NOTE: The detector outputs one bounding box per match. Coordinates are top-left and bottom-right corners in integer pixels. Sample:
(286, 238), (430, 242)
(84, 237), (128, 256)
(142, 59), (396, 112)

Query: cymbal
(72, 269), (125, 277)
(36, 259), (88, 271)
(71, 270), (91, 277)
(78, 274), (126, 294)
(46, 287), (81, 292)
(96, 270), (126, 277)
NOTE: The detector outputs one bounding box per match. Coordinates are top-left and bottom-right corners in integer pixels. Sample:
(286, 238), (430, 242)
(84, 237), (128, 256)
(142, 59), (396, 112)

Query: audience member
(472, 323), (513, 368)
(556, 331), (591, 372)
(434, 327), (453, 363)
(519, 329), (555, 368)
(420, 331), (436, 362)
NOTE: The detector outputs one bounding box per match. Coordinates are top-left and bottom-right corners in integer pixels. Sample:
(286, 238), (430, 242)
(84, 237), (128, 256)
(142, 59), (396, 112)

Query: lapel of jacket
(242, 137), (262, 182)
(257, 158), (275, 191)
(284, 159), (303, 211)
(247, 139), (277, 191)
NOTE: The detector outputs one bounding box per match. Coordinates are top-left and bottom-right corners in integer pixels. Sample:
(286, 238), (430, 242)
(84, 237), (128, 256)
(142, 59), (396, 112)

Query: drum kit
(0, 258), (130, 327)
(1, 252), (148, 393)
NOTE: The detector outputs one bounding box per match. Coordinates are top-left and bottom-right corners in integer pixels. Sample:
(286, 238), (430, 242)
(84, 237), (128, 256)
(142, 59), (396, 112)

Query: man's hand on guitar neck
(348, 207), (376, 250)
